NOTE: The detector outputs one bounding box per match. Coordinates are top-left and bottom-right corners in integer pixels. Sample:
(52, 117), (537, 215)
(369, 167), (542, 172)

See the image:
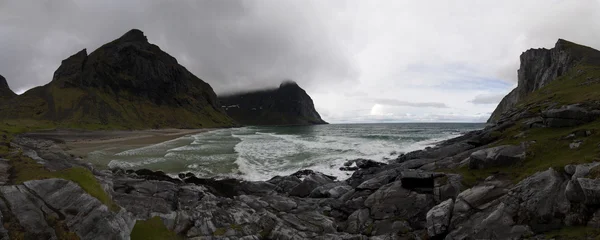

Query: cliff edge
(488, 39), (600, 123)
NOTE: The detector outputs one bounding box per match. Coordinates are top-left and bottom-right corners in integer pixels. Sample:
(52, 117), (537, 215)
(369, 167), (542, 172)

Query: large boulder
(364, 180), (435, 226)
(542, 105), (600, 127)
(468, 145), (526, 169)
(565, 178), (600, 205)
(451, 181), (510, 225)
(426, 198), (454, 239)
(310, 182), (353, 198)
(448, 168), (568, 238)
(289, 172), (335, 197)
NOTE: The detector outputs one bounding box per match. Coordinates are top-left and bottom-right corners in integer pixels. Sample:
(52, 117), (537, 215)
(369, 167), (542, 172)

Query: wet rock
(290, 172), (335, 197)
(345, 208), (372, 234)
(355, 159), (387, 169)
(340, 166), (359, 171)
(263, 195), (298, 212)
(426, 198), (453, 239)
(364, 180), (434, 226)
(268, 175), (302, 194)
(292, 169), (336, 181)
(346, 166), (397, 188)
(468, 145), (526, 169)
(356, 174), (396, 190)
(134, 169), (181, 183)
(185, 177), (243, 197)
(310, 182), (353, 198)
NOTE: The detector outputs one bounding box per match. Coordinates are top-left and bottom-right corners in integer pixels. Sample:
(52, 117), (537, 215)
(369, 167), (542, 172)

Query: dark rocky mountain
(218, 81), (327, 126)
(0, 74), (16, 100)
(0, 29), (235, 129)
(488, 39), (600, 123)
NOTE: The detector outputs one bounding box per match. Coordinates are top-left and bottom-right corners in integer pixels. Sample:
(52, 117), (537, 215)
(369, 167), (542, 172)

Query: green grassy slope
(455, 41), (600, 186)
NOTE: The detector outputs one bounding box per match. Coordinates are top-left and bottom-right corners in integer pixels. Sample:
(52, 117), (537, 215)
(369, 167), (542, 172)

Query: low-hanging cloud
(0, 0), (359, 94)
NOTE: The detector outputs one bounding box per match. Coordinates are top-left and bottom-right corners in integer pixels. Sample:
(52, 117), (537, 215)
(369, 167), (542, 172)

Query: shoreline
(21, 128), (216, 158)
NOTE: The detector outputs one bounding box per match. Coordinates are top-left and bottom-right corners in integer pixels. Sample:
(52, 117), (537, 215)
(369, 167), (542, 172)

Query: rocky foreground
(3, 118), (600, 240)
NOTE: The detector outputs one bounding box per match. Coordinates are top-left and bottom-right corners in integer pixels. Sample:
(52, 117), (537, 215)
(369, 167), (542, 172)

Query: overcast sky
(1, 0), (599, 123)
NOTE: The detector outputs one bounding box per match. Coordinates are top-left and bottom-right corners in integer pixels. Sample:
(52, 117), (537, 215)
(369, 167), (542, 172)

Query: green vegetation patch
(8, 155), (119, 211)
(453, 119), (600, 186)
(131, 216), (180, 240)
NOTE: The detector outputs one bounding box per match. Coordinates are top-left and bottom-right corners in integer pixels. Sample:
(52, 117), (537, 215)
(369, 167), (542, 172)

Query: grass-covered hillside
(456, 40), (600, 187)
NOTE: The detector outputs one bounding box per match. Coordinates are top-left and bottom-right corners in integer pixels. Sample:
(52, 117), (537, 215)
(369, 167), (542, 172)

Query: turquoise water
(88, 123), (484, 181)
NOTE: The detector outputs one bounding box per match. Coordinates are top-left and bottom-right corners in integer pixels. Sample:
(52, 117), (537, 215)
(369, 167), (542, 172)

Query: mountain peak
(0, 74), (17, 99)
(279, 80), (300, 89)
(117, 29), (148, 43)
(555, 38), (573, 48)
(0, 74), (8, 88)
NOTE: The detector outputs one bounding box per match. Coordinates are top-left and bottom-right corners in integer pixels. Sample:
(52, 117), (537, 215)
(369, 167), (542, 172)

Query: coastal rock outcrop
(218, 81), (328, 126)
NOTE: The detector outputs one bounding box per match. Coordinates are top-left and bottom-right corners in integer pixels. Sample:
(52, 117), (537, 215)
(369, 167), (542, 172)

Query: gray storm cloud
(0, 0), (358, 94)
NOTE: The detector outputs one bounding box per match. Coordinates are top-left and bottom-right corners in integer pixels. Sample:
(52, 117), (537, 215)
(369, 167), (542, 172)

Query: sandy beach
(21, 128), (214, 157)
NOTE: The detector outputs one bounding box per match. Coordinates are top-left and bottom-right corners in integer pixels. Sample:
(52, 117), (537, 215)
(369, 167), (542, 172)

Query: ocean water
(88, 123), (484, 181)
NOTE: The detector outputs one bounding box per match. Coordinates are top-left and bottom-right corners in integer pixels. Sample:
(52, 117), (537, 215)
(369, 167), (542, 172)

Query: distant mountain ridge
(0, 29), (235, 129)
(218, 81), (327, 126)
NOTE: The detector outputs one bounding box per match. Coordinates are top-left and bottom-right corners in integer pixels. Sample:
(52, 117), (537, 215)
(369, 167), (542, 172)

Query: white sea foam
(92, 124), (483, 181)
(107, 157), (167, 169)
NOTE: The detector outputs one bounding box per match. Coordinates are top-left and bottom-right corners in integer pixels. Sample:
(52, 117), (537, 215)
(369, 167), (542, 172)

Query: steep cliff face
(0, 29), (235, 129)
(488, 39), (600, 123)
(218, 81), (327, 126)
(0, 75), (16, 100)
